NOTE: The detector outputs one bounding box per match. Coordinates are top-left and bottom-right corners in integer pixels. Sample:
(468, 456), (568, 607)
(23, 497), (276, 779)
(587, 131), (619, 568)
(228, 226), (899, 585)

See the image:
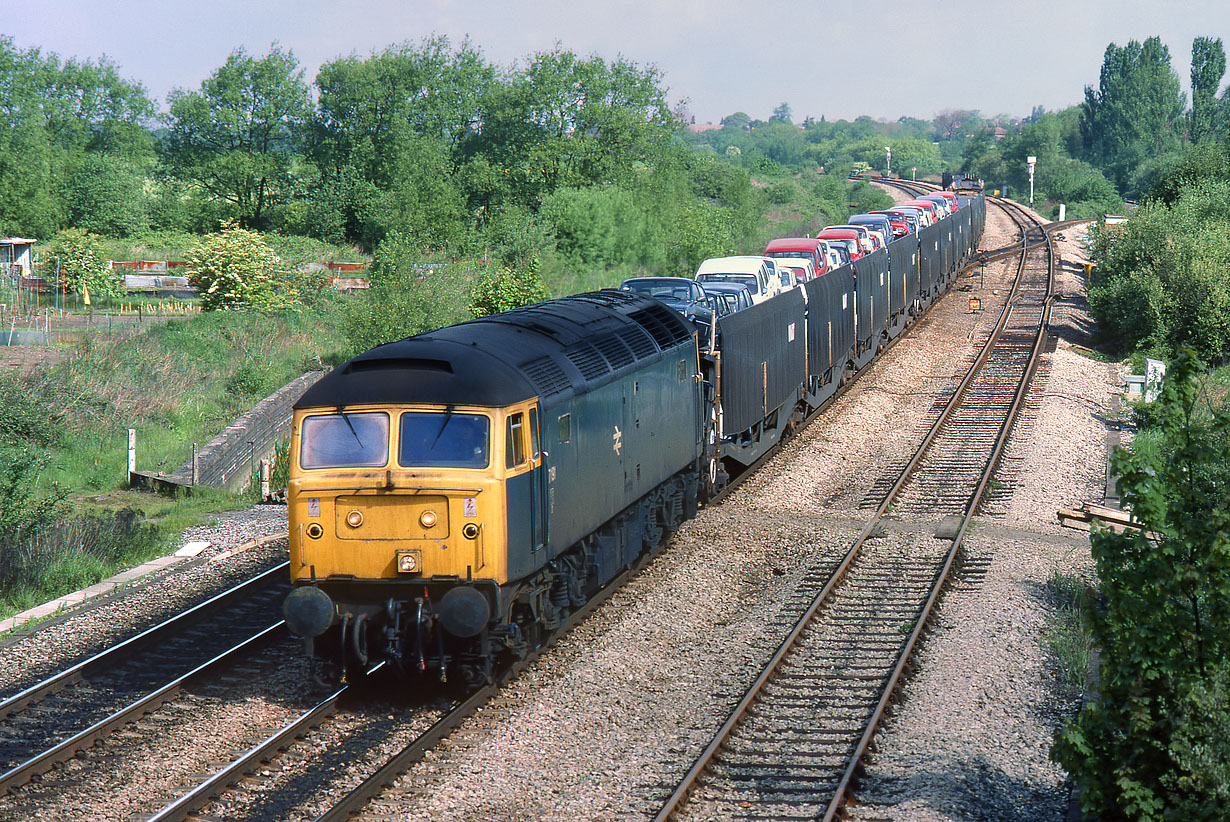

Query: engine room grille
(520, 355), (572, 398)
(618, 326), (658, 359)
(592, 333), (635, 370)
(564, 343), (610, 380)
(629, 303), (691, 349)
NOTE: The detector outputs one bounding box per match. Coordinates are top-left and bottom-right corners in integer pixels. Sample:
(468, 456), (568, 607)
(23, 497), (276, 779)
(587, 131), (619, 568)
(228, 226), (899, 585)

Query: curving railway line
(652, 189), (1057, 821)
(1, 189), (1076, 822)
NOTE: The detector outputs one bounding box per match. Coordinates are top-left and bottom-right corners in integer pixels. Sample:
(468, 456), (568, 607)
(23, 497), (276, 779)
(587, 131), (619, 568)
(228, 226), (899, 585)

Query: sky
(6, 0), (1230, 124)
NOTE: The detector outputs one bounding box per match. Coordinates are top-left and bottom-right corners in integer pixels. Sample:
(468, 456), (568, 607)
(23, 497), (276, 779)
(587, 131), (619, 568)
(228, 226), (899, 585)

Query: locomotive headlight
(462, 523), (479, 539)
(305, 523), (324, 539)
(419, 509), (438, 529)
(396, 551), (419, 573)
(345, 510), (363, 528)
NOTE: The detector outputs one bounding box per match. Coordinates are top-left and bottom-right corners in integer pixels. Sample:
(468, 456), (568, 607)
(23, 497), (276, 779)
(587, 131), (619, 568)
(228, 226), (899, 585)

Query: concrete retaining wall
(130, 370), (325, 494)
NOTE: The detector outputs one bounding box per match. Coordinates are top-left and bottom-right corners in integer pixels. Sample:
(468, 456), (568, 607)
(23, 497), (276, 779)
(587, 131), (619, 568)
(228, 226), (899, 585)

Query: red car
(867, 210), (911, 238)
(763, 237), (831, 277)
(900, 200), (941, 225)
(932, 190), (960, 212)
(816, 228), (865, 261)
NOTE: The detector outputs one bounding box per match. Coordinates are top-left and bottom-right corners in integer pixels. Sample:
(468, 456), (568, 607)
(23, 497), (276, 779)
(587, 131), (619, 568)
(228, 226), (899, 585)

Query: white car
(771, 255), (816, 284)
(694, 256), (780, 303)
(815, 239), (843, 270)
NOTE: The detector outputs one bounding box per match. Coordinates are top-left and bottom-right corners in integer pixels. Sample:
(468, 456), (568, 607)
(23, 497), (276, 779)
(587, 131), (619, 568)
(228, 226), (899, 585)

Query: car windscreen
(699, 274), (757, 289)
(399, 411), (490, 469)
(300, 412), (390, 469)
(623, 279), (695, 300)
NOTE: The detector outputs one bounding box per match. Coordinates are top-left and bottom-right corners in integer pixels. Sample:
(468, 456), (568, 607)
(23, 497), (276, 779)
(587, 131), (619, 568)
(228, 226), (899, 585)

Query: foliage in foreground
(1087, 176), (1230, 360)
(1052, 351), (1230, 821)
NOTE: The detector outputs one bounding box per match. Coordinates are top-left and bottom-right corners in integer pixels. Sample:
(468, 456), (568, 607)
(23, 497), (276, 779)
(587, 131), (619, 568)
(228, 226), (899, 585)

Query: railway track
(154, 189), (1005, 821)
(138, 518), (685, 821)
(0, 557), (291, 795)
(653, 193), (1055, 821)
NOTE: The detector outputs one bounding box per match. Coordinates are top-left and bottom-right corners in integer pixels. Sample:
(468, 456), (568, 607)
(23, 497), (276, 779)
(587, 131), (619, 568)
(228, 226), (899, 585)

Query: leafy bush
(469, 257), (549, 318)
(342, 231), (473, 353)
(1052, 351), (1230, 820)
(45, 227), (121, 302)
(1088, 179), (1230, 358)
(185, 222), (297, 311)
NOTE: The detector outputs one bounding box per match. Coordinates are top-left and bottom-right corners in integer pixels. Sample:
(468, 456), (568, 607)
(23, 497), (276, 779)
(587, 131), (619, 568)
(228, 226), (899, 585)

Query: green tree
(1189, 37), (1226, 144)
(45, 228), (119, 301)
(720, 111), (752, 129)
(769, 102), (792, 124)
(65, 154), (151, 236)
(166, 44), (311, 229)
(467, 47), (676, 207)
(0, 36), (154, 237)
(1081, 37), (1186, 194)
(310, 36), (494, 248)
(184, 221), (296, 311)
(1053, 351), (1230, 821)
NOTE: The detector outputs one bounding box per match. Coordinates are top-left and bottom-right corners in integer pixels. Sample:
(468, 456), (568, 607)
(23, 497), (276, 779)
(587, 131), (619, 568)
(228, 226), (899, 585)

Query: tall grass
(0, 511), (169, 620)
(1043, 570), (1096, 696)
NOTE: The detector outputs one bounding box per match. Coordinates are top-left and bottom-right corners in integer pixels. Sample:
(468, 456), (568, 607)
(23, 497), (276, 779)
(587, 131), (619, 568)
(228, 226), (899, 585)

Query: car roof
(620, 276), (696, 285)
(765, 237), (821, 251)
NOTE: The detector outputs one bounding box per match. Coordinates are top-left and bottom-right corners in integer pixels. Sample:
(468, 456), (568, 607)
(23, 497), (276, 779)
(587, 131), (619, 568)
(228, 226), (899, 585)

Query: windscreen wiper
(431, 405), (455, 449)
(337, 406), (363, 446)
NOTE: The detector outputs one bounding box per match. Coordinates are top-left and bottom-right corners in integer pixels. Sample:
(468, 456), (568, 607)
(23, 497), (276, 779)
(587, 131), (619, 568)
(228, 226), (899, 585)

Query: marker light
(420, 510), (438, 528)
(345, 510), (363, 528)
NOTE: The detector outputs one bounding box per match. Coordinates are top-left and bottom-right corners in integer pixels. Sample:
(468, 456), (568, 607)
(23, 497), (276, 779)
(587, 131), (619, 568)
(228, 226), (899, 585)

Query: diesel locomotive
(283, 193), (987, 687)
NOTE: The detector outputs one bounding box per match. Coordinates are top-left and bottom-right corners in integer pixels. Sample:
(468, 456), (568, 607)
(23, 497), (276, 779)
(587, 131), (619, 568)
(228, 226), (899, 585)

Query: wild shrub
(469, 257), (549, 318)
(342, 232), (473, 353)
(45, 227), (121, 302)
(1088, 180), (1230, 359)
(1052, 351), (1230, 820)
(185, 222), (298, 311)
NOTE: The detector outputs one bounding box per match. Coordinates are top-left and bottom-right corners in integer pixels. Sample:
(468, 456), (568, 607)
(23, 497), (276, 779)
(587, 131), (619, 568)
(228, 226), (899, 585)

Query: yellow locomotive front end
(284, 396), (543, 686)
(289, 403), (508, 584)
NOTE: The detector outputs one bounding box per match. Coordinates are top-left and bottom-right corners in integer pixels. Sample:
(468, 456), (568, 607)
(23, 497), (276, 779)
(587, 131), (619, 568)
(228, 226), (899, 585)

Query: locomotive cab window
(506, 413), (527, 468)
(398, 411), (489, 468)
(300, 412), (390, 469)
(558, 413), (571, 443)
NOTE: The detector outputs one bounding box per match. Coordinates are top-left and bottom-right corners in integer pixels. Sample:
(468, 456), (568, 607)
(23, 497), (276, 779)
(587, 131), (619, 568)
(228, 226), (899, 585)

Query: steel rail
(146, 660), (387, 822)
(310, 523), (680, 822)
(822, 200), (1055, 820)
(0, 559), (289, 721)
(655, 196), (1053, 821)
(0, 622), (287, 794)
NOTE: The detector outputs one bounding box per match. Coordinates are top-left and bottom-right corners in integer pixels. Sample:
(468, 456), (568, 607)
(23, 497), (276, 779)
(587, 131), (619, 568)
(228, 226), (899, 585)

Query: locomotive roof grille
(619, 326), (658, 359)
(629, 303), (692, 348)
(593, 333), (635, 370)
(520, 355), (572, 398)
(564, 343), (610, 380)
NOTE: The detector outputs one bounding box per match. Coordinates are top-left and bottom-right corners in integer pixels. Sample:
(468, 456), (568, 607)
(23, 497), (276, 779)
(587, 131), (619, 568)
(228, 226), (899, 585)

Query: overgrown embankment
(0, 304), (350, 622)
